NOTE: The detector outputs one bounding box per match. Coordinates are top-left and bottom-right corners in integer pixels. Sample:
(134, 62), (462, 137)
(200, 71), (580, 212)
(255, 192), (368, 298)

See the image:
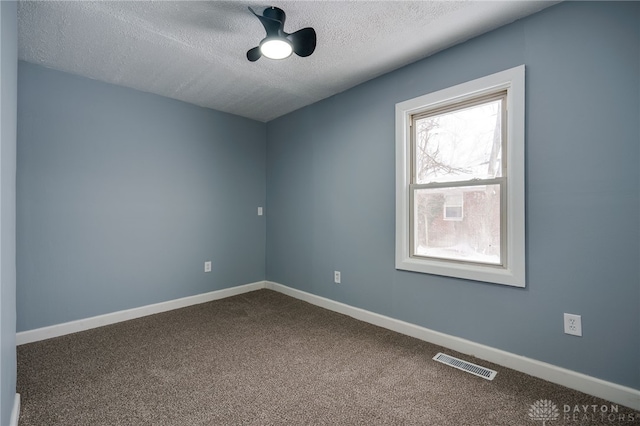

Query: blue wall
(266, 1), (640, 390)
(17, 62), (266, 331)
(0, 1), (17, 424)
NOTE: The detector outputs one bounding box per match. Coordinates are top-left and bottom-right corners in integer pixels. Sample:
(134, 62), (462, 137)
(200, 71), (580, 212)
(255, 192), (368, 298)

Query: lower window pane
(413, 185), (501, 265)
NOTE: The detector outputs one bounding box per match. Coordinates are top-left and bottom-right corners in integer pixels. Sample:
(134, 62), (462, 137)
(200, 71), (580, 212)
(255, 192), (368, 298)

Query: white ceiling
(18, 1), (557, 122)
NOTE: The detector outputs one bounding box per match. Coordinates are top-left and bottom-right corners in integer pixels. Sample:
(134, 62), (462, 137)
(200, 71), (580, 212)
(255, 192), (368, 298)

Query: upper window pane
(414, 97), (504, 184)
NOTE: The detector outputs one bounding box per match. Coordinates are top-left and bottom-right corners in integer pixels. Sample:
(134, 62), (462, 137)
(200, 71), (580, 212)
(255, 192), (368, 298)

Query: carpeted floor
(17, 289), (639, 425)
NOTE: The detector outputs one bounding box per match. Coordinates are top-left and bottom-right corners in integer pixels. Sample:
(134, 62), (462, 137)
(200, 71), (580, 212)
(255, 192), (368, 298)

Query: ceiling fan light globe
(260, 38), (293, 60)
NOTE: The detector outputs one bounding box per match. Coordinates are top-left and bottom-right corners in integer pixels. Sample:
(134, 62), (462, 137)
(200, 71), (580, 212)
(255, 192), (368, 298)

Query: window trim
(395, 65), (525, 287)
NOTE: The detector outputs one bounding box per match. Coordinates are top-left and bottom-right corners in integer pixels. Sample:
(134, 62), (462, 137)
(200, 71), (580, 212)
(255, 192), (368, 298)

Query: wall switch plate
(204, 261), (212, 273)
(258, 207), (263, 216)
(334, 271), (341, 284)
(564, 313), (582, 336)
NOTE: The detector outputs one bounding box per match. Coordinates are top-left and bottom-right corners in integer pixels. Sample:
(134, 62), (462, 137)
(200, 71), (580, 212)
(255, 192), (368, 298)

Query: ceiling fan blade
(246, 46), (261, 62)
(287, 27), (316, 57)
(248, 6), (283, 37)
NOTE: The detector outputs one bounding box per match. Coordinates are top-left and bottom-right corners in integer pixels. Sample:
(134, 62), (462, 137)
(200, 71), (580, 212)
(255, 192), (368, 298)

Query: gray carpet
(17, 289), (639, 425)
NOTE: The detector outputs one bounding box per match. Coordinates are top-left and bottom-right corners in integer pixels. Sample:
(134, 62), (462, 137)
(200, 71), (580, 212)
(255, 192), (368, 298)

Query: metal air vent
(433, 352), (497, 380)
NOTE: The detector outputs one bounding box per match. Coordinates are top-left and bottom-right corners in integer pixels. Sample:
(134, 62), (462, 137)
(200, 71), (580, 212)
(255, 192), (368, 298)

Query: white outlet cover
(334, 271), (341, 284)
(563, 313), (582, 337)
(204, 261), (212, 272)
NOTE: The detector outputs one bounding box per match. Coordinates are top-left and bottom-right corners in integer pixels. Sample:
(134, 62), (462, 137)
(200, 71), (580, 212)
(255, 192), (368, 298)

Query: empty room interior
(1, 1), (639, 425)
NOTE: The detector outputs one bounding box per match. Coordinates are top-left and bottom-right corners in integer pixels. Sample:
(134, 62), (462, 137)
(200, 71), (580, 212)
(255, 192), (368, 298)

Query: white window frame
(395, 65), (525, 287)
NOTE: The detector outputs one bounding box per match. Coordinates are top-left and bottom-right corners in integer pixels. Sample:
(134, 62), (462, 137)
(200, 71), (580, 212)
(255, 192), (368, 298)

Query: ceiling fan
(246, 6), (316, 61)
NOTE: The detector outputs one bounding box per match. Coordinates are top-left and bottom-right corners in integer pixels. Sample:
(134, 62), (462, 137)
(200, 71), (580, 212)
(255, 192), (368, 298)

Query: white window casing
(395, 65), (525, 287)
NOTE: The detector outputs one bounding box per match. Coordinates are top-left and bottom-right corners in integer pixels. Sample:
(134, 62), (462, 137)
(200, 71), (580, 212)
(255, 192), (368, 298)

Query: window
(395, 66), (525, 287)
(443, 193), (464, 221)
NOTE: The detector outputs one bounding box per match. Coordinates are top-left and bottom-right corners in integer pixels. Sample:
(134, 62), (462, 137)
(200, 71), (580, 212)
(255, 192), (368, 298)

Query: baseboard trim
(10, 393), (20, 426)
(16, 281), (266, 345)
(265, 281), (640, 411)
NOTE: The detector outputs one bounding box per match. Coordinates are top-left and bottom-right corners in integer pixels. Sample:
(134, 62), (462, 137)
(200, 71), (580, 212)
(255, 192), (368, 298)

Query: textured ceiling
(18, 1), (557, 122)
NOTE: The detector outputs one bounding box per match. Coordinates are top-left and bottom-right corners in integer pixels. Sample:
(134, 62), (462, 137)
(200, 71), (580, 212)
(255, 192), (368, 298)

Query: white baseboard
(16, 281), (266, 345)
(10, 393), (20, 426)
(265, 281), (640, 411)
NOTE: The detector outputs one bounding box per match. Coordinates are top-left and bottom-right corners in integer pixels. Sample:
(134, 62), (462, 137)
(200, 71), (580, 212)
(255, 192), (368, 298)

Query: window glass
(414, 97), (503, 185)
(413, 185), (501, 265)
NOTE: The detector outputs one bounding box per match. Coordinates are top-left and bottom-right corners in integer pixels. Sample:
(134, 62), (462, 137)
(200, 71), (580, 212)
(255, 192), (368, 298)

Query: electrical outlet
(334, 271), (341, 284)
(258, 207), (263, 216)
(204, 261), (212, 273)
(564, 313), (582, 336)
